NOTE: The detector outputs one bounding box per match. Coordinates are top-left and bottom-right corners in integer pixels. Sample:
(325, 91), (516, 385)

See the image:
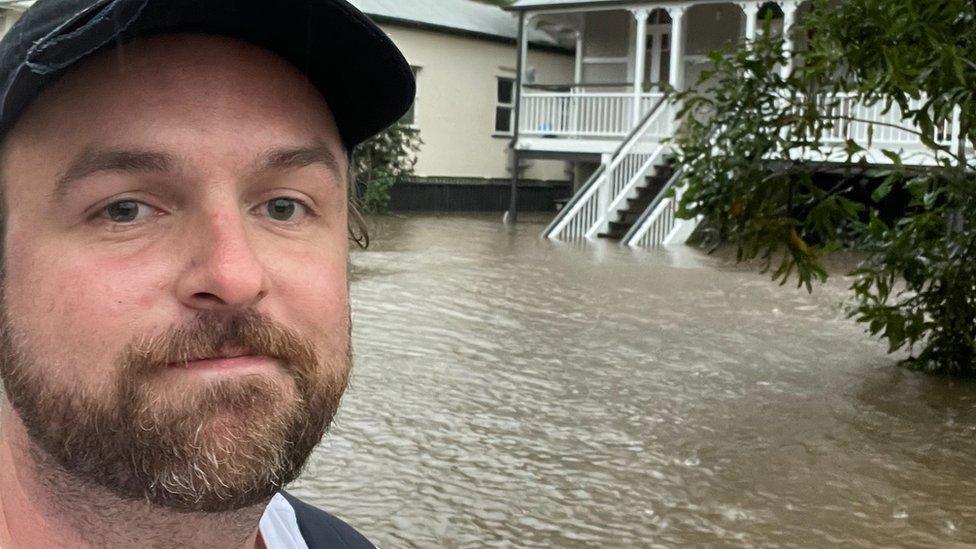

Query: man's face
(0, 35), (352, 512)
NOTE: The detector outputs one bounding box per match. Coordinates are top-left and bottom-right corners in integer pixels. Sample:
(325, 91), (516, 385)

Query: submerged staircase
(542, 96), (700, 247)
(543, 98), (674, 241)
(598, 163), (674, 240)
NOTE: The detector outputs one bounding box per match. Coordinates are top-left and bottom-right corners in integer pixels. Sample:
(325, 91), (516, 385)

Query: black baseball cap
(0, 0), (416, 150)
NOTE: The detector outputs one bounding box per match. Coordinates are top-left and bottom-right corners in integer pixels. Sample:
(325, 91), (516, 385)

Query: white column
(779, 0), (800, 77)
(738, 2), (760, 41)
(520, 14), (533, 83)
(666, 6), (687, 91)
(631, 8), (650, 124)
(574, 31), (584, 85)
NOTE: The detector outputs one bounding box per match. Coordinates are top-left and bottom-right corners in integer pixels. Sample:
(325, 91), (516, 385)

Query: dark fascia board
(368, 15), (573, 55)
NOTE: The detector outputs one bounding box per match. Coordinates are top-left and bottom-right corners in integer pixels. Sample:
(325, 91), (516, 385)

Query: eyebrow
(53, 148), (176, 202)
(258, 144), (344, 179)
(52, 143), (345, 203)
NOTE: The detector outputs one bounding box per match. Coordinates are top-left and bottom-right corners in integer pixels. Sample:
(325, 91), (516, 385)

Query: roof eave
(368, 14), (573, 54)
(505, 1), (630, 12)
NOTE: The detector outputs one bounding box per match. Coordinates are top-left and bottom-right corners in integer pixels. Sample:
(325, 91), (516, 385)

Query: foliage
(851, 170), (976, 375)
(674, 28), (860, 293)
(673, 0), (976, 375)
(352, 123), (423, 214)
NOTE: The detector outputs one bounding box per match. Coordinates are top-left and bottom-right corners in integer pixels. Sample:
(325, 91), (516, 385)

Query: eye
(264, 198), (310, 222)
(101, 200), (156, 223)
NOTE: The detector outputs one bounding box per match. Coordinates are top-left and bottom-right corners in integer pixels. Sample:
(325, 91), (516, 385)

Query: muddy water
(291, 213), (976, 548)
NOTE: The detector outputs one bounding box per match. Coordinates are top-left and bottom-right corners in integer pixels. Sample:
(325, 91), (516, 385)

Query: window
(495, 77), (515, 134)
(758, 3), (784, 19)
(401, 66), (420, 126)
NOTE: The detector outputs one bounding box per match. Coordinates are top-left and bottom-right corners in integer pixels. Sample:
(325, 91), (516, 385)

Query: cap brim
(0, 0), (416, 149)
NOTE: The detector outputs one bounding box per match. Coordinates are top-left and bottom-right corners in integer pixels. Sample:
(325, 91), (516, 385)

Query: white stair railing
(623, 167), (688, 248)
(544, 98), (674, 241)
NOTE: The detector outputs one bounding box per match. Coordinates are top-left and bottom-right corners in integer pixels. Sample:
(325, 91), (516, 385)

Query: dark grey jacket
(280, 492), (375, 549)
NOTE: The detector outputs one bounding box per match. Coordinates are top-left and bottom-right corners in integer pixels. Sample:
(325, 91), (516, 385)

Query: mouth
(168, 347), (275, 372)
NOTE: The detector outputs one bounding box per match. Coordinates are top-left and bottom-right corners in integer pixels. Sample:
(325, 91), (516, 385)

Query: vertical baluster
(600, 96), (606, 136)
(589, 96), (595, 136)
(602, 96), (607, 136)
(593, 97), (599, 136)
(611, 97), (616, 135)
(547, 97), (553, 136)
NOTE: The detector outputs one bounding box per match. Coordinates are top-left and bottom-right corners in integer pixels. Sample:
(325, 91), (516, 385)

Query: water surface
(292, 213), (976, 548)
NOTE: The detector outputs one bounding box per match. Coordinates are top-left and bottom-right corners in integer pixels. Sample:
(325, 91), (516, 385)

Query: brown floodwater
(291, 213), (976, 548)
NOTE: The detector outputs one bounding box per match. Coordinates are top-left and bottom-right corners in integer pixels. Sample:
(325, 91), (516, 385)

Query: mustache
(121, 310), (318, 374)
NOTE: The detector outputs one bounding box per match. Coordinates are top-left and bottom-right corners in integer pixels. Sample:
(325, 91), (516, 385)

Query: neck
(0, 404), (267, 549)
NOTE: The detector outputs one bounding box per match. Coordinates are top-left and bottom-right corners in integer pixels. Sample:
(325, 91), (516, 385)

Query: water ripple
(291, 214), (976, 548)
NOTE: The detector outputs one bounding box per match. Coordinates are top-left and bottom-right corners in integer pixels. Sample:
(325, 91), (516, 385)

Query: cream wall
(380, 23), (575, 181)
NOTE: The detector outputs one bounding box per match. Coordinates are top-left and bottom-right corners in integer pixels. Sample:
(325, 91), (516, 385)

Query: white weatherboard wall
(381, 23), (575, 180)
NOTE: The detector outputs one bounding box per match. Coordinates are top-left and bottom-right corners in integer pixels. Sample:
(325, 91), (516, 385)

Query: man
(0, 1), (414, 547)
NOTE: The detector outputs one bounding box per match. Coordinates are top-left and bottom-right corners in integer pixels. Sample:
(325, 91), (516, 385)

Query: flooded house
(503, 0), (966, 247)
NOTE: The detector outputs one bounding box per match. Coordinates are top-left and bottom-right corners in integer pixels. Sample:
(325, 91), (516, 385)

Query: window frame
(493, 76), (516, 137)
(401, 65), (421, 128)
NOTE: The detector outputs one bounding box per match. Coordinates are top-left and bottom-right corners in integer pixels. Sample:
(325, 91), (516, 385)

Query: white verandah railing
(520, 91), (666, 138)
(804, 93), (963, 163)
(624, 93), (970, 250)
(544, 98), (675, 241)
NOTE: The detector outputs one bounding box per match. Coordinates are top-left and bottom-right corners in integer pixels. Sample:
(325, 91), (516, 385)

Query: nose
(175, 208), (269, 312)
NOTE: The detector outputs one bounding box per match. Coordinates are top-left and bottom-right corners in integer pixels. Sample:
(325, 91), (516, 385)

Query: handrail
(622, 123), (720, 248)
(585, 143), (667, 239)
(622, 166), (685, 245)
(542, 96), (668, 239)
(542, 162), (606, 238)
(607, 96), (667, 162)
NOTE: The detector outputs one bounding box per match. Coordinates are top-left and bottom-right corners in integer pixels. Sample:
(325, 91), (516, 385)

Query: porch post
(738, 1), (760, 41)
(779, 0), (801, 77)
(574, 30), (584, 84)
(507, 12), (532, 224)
(666, 6), (687, 92)
(631, 8), (650, 125)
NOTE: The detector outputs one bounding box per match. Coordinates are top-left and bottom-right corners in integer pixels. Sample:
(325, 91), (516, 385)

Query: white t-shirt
(260, 493), (309, 549)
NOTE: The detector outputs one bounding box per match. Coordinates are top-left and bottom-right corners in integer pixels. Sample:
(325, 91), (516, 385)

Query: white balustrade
(625, 179), (686, 249)
(520, 92), (666, 138)
(545, 99), (673, 241)
(626, 92), (967, 250)
(810, 93), (961, 160)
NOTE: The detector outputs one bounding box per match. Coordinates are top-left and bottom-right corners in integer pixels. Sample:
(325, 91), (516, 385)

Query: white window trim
(493, 76), (516, 138)
(402, 65), (421, 129)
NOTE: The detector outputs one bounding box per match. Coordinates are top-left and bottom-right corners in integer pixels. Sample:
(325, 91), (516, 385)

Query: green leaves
(674, 0), (976, 376)
(353, 123), (423, 214)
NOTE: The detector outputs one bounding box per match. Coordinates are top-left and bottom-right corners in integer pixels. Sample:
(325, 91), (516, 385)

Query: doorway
(645, 9), (673, 91)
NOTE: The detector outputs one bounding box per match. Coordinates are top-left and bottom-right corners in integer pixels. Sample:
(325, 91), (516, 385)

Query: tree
(352, 123), (423, 215)
(672, 0), (976, 375)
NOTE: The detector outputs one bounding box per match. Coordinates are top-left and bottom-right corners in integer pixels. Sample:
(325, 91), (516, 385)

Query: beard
(0, 308), (350, 513)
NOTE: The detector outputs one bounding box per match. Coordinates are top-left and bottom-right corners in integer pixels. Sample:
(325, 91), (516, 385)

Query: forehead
(2, 34), (346, 173)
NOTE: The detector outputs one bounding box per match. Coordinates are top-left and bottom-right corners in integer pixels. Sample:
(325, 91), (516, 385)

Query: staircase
(543, 98), (675, 241)
(598, 162), (674, 240)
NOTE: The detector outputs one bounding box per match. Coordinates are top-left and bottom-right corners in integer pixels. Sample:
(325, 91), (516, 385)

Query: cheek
(3, 240), (170, 386)
(267, 243), (350, 349)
